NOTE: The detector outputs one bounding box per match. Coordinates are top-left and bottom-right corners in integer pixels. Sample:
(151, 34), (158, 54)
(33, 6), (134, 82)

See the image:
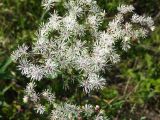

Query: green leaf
(0, 57), (12, 73)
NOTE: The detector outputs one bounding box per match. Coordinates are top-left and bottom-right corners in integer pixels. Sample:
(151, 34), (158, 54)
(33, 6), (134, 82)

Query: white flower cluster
(23, 81), (55, 114)
(117, 4), (134, 14)
(12, 0), (154, 119)
(23, 81), (107, 119)
(50, 103), (108, 120)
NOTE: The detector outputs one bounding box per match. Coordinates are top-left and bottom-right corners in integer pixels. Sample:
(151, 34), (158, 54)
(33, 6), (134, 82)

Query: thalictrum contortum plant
(11, 0), (154, 119)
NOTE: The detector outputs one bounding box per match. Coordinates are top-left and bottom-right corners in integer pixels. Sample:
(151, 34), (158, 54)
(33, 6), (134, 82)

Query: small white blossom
(110, 52), (120, 64)
(44, 59), (58, 75)
(17, 58), (31, 76)
(117, 5), (134, 14)
(122, 36), (131, 51)
(42, 0), (60, 10)
(62, 15), (77, 31)
(25, 81), (40, 102)
(48, 11), (62, 30)
(82, 104), (94, 115)
(29, 65), (44, 81)
(25, 82), (35, 94)
(131, 14), (154, 30)
(50, 103), (80, 120)
(42, 89), (55, 103)
(81, 73), (106, 93)
(34, 104), (46, 114)
(80, 0), (92, 5)
(11, 44), (28, 61)
(87, 15), (102, 29)
(65, 1), (83, 17)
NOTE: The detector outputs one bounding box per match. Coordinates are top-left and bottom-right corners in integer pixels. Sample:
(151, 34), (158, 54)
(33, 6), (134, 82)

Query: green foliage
(0, 0), (160, 119)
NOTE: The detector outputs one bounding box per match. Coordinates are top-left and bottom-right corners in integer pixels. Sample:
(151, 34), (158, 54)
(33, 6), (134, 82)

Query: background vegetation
(0, 0), (160, 119)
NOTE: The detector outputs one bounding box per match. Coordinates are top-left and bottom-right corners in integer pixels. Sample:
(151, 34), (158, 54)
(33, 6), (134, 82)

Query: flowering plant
(12, 0), (154, 119)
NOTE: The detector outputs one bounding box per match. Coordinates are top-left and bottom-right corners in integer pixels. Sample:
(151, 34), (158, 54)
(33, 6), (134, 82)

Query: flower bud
(23, 96), (28, 103)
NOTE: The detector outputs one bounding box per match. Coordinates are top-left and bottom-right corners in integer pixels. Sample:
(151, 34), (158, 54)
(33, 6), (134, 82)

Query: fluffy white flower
(42, 89), (55, 103)
(31, 92), (40, 102)
(33, 40), (49, 54)
(44, 59), (58, 75)
(48, 11), (62, 30)
(25, 82), (36, 95)
(18, 60), (44, 81)
(24, 81), (40, 102)
(87, 15), (102, 29)
(117, 5), (134, 14)
(131, 14), (154, 30)
(65, 0), (83, 17)
(11, 44), (28, 61)
(62, 15), (77, 31)
(42, 0), (60, 10)
(18, 58), (31, 76)
(122, 36), (131, 51)
(79, 0), (92, 6)
(29, 65), (44, 81)
(50, 103), (80, 120)
(109, 52), (120, 64)
(34, 104), (46, 114)
(82, 104), (94, 115)
(81, 73), (106, 93)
